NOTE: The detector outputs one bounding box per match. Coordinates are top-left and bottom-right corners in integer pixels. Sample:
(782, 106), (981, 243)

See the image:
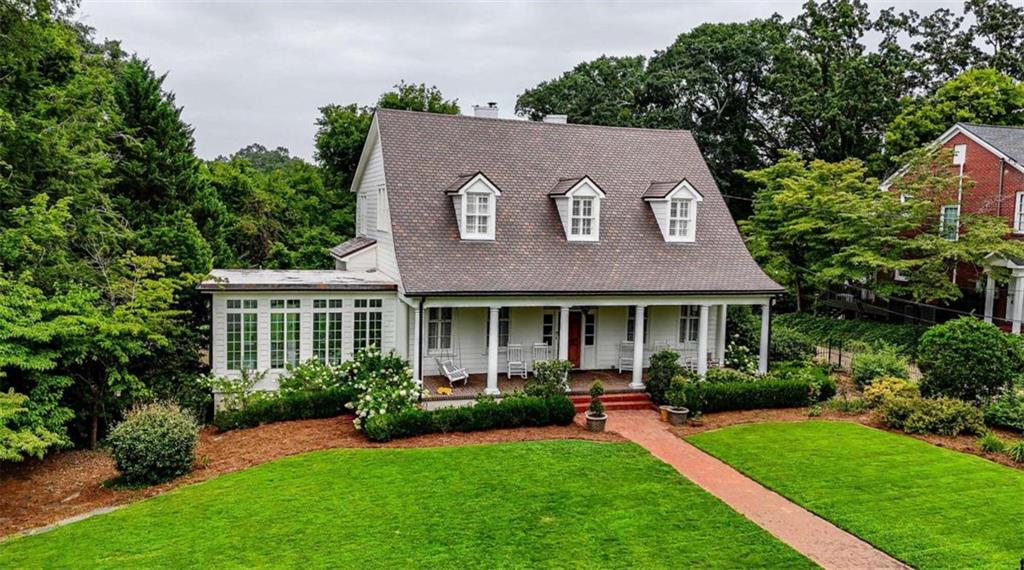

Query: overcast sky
(77, 0), (963, 161)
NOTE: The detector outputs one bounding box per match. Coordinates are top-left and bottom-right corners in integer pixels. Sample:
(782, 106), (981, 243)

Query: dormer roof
(443, 172), (502, 196)
(548, 176), (606, 197)
(642, 179), (704, 201)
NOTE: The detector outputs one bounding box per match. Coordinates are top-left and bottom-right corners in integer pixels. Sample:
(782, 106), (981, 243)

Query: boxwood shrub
(878, 396), (984, 436)
(213, 387), (354, 432)
(850, 345), (910, 387)
(363, 395), (576, 442)
(983, 392), (1024, 432)
(108, 402), (199, 486)
(917, 317), (1022, 401)
(667, 374), (835, 414)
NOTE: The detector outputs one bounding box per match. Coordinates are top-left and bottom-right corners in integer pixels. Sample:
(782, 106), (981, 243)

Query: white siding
(210, 291), (399, 391)
(353, 133), (401, 282)
(342, 246), (377, 272)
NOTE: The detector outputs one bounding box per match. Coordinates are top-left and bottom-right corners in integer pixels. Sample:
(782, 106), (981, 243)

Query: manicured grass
(688, 421), (1024, 569)
(0, 441), (813, 569)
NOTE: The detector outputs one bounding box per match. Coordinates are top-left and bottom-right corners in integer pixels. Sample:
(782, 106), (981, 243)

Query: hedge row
(363, 396), (577, 442)
(677, 377), (836, 414)
(212, 387), (354, 431)
(774, 313), (925, 356)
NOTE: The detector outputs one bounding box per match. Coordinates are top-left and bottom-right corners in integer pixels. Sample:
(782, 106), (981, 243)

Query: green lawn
(0, 440), (813, 569)
(688, 421), (1024, 569)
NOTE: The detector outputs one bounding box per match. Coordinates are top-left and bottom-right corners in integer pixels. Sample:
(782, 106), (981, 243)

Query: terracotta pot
(667, 407), (690, 426)
(659, 405), (671, 422)
(585, 412), (607, 432)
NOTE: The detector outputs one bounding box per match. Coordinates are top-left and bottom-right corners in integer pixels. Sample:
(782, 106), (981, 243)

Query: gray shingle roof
(376, 109), (782, 295)
(198, 269), (396, 292)
(959, 123), (1024, 166)
(329, 236), (376, 259)
(548, 176), (588, 196)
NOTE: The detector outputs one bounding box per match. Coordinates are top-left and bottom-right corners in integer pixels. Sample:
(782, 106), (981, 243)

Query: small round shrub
(917, 317), (1022, 401)
(769, 326), (815, 363)
(108, 402), (199, 486)
(977, 431), (1006, 453)
(1007, 440), (1024, 463)
(850, 345), (909, 387)
(705, 367), (756, 384)
(863, 376), (919, 408)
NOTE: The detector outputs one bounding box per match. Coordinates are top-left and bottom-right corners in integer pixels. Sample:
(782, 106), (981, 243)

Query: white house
(199, 108), (783, 398)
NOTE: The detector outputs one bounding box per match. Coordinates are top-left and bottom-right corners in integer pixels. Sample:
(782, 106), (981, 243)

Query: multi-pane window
(571, 197), (595, 237)
(270, 299), (301, 369)
(464, 193), (491, 236)
(584, 312), (596, 346)
(313, 299), (344, 364)
(226, 299), (258, 371)
(542, 313), (556, 346)
(427, 307), (453, 351)
(940, 205), (959, 241)
(485, 307), (510, 348)
(354, 298), (383, 350)
(625, 306), (650, 344)
(669, 198), (695, 239)
(679, 306), (700, 344)
(1015, 192), (1024, 233)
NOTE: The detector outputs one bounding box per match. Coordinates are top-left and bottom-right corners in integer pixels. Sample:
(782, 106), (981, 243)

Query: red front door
(568, 312), (582, 368)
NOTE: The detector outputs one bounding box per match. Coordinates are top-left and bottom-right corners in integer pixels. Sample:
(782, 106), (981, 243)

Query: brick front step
(571, 392), (653, 413)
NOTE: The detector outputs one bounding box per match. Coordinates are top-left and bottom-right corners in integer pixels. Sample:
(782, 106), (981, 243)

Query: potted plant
(585, 380), (607, 432)
(665, 376), (691, 426)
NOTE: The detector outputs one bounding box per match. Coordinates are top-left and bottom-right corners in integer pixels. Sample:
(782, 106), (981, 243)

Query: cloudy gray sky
(77, 0), (962, 161)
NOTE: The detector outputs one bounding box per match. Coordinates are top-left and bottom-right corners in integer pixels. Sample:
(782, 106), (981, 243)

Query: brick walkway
(605, 411), (909, 570)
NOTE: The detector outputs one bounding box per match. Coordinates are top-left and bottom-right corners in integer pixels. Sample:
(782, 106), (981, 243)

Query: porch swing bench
(434, 356), (469, 387)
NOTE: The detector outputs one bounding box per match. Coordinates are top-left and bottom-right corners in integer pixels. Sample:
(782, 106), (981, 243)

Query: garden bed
(0, 415), (621, 539)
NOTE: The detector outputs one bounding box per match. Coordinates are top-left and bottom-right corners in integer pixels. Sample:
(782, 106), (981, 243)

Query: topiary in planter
(108, 402), (199, 486)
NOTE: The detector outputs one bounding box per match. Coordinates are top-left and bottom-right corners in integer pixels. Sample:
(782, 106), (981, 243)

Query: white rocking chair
(434, 356), (468, 387)
(507, 344), (527, 379)
(618, 341), (635, 373)
(531, 343), (551, 373)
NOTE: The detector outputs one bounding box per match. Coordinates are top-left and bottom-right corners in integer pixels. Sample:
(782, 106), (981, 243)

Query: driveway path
(604, 410), (909, 570)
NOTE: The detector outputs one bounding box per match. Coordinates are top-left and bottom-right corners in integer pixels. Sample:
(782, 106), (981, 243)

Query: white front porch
(406, 295), (773, 396)
(983, 254), (1024, 333)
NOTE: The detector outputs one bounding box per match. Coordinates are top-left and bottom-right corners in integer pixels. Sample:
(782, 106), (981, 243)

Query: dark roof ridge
(374, 107), (694, 136)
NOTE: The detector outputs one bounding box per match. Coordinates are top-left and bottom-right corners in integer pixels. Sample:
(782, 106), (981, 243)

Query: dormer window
(549, 176), (605, 242)
(644, 180), (703, 243)
(571, 196), (595, 237)
(444, 172), (501, 241)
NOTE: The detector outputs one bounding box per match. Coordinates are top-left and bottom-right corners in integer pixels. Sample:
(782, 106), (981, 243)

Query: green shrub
(773, 313), (925, 357)
(863, 376), (920, 407)
(107, 402), (199, 486)
(983, 392), (1024, 432)
(767, 362), (831, 384)
(727, 305), (760, 351)
(978, 431), (1006, 453)
(1007, 440), (1024, 463)
(917, 317), (1022, 401)
(705, 367), (756, 384)
(850, 345), (909, 387)
(212, 387), (354, 431)
(826, 397), (871, 414)
(647, 349), (681, 404)
(362, 395), (576, 442)
(878, 396), (984, 436)
(667, 374), (834, 414)
(769, 326), (815, 363)
(588, 381), (605, 416)
(525, 360), (571, 398)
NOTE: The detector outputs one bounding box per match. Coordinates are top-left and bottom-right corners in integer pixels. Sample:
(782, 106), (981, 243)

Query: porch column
(485, 306), (500, 395)
(558, 306), (570, 361)
(984, 273), (995, 324)
(978, 276), (995, 325)
(630, 305), (646, 389)
(715, 304), (728, 365)
(758, 303), (771, 375)
(1013, 277), (1024, 335)
(412, 304), (423, 385)
(697, 304), (710, 376)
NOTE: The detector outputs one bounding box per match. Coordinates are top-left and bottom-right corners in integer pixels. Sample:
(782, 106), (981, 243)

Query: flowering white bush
(199, 369), (275, 411)
(725, 339), (758, 375)
(341, 345), (420, 430)
(279, 359), (340, 394)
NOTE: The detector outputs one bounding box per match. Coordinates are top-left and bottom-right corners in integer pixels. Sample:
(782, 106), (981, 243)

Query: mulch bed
(669, 407), (1024, 470)
(0, 416), (622, 539)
